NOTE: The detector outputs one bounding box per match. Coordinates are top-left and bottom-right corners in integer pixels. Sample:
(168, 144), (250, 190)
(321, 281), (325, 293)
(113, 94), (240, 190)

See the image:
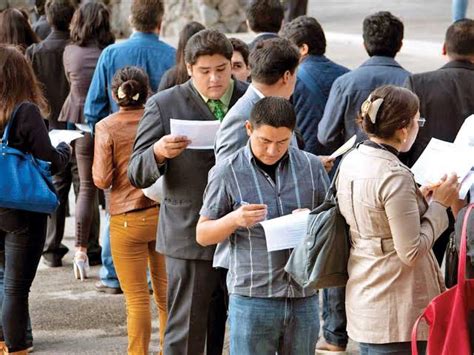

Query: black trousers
(0, 208), (46, 352)
(285, 0), (308, 22)
(44, 156), (101, 263)
(164, 256), (227, 355)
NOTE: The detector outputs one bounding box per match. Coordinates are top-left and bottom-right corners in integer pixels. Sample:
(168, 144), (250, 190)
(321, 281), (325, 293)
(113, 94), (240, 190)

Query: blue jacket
(84, 32), (175, 126)
(293, 55), (349, 155)
(317, 56), (410, 152)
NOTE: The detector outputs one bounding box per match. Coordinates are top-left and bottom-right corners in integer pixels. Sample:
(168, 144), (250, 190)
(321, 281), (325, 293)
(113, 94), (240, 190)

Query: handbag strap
(457, 203), (474, 285)
(324, 144), (358, 201)
(1, 103), (26, 146)
(411, 314), (424, 355)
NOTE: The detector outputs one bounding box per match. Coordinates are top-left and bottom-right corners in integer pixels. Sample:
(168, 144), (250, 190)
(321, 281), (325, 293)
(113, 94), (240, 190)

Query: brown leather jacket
(92, 108), (156, 215)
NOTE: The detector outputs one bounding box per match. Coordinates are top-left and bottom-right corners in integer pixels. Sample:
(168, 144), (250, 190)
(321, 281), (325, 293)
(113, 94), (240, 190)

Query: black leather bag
(285, 158), (350, 290)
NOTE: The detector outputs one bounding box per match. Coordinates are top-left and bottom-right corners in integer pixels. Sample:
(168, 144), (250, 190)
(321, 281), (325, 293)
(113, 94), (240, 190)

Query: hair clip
(132, 93), (139, 101)
(117, 86), (126, 99)
(361, 94), (384, 124)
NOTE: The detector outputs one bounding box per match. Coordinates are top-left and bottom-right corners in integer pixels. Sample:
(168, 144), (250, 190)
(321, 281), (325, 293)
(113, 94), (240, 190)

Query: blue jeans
(322, 286), (348, 347)
(453, 0), (468, 21)
(229, 294), (319, 355)
(359, 341), (426, 355)
(99, 213), (120, 288)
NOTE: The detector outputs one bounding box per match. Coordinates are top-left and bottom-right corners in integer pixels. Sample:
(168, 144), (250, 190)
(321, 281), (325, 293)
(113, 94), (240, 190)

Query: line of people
(0, 0), (473, 354)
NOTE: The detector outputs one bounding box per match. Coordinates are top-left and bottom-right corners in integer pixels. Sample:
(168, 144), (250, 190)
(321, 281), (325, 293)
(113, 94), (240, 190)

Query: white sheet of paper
(454, 115), (474, 147)
(411, 138), (474, 186)
(75, 123), (92, 133)
(49, 130), (83, 147)
(459, 170), (474, 200)
(260, 210), (310, 252)
(170, 119), (220, 150)
(329, 135), (356, 160)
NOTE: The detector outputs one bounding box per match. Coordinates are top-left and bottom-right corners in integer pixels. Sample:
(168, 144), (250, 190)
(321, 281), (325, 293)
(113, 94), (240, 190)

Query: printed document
(49, 130), (83, 147)
(411, 138), (474, 189)
(329, 135), (356, 160)
(454, 115), (474, 147)
(260, 210), (310, 252)
(75, 123), (92, 133)
(170, 119), (220, 149)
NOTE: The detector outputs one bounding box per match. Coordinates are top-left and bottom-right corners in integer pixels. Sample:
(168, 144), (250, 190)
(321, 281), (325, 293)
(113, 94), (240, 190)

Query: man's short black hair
(250, 96), (296, 130)
(45, 0), (75, 32)
(249, 38), (300, 85)
(185, 29), (233, 65)
(363, 11), (404, 57)
(246, 0), (284, 33)
(280, 15), (326, 56)
(229, 37), (249, 66)
(445, 19), (474, 57)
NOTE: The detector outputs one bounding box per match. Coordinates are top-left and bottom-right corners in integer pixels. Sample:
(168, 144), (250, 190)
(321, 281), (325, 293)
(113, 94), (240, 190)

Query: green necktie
(208, 99), (226, 121)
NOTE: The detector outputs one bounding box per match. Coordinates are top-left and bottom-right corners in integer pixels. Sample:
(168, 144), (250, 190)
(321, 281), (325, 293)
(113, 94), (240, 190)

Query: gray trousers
(164, 256), (227, 355)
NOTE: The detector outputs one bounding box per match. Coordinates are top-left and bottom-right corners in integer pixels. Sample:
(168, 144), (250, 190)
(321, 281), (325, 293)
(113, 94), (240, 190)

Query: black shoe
(42, 255), (62, 268)
(95, 281), (122, 295)
(87, 254), (102, 266)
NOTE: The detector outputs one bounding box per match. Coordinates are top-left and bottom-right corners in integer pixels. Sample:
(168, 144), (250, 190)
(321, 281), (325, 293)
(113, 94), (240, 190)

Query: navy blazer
(317, 56), (410, 152)
(293, 55), (349, 155)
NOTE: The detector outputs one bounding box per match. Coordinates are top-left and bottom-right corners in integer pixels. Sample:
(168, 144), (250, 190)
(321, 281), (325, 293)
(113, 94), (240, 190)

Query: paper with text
(260, 210), (310, 252)
(411, 138), (474, 188)
(454, 115), (474, 147)
(329, 135), (356, 160)
(170, 119), (220, 150)
(49, 130), (83, 147)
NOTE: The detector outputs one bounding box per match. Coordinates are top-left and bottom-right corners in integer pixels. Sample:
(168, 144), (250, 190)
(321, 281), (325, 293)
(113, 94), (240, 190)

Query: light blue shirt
(84, 32), (175, 126)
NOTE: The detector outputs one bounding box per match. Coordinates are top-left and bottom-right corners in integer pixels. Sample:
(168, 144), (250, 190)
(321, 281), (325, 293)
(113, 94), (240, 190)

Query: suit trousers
(110, 207), (167, 355)
(163, 256), (227, 355)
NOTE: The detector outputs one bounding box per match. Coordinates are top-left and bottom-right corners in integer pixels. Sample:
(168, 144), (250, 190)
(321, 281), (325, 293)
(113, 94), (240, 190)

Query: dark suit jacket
(26, 30), (70, 130)
(403, 60), (474, 166)
(128, 79), (248, 260)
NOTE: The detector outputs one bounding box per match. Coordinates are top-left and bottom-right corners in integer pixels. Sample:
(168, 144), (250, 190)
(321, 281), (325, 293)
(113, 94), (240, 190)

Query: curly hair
(363, 11), (404, 57)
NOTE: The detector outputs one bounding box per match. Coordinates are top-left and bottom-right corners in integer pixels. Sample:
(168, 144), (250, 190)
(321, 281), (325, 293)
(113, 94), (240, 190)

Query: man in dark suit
(128, 29), (247, 355)
(403, 19), (474, 264)
(246, 0), (283, 51)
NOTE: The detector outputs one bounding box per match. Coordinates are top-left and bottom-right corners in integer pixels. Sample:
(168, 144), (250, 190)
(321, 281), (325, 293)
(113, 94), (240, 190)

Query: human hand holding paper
(48, 130), (83, 148)
(153, 134), (191, 163)
(232, 203), (267, 228)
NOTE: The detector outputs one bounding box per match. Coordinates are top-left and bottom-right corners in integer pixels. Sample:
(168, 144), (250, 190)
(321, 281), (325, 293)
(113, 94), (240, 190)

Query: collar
(363, 139), (399, 156)
(130, 31), (160, 41)
(360, 55), (403, 68)
(440, 60), (474, 71)
(254, 32), (278, 39)
(250, 84), (265, 99)
(193, 79), (234, 106)
(301, 54), (329, 64)
(243, 139), (290, 165)
(45, 29), (69, 40)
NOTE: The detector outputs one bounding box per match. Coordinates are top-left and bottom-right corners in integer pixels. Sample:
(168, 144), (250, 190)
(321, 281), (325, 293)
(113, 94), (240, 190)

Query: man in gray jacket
(128, 29), (247, 355)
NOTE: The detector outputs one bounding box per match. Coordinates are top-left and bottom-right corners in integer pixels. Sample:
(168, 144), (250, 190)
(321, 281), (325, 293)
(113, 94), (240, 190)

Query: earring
(403, 138), (407, 143)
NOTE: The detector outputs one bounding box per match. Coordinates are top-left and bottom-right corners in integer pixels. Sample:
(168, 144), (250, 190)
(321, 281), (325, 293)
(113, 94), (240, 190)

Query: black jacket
(26, 30), (70, 130)
(402, 60), (474, 166)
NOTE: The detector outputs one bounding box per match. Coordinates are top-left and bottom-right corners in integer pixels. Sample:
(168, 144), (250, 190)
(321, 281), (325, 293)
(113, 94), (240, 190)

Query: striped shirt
(200, 143), (329, 298)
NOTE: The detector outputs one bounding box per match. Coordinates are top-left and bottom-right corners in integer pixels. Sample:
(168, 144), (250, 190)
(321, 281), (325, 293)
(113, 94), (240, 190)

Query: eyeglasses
(417, 117), (426, 127)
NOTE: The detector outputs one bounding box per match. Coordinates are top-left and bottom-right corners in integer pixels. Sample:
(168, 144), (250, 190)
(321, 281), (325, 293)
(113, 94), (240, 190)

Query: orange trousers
(110, 206), (167, 355)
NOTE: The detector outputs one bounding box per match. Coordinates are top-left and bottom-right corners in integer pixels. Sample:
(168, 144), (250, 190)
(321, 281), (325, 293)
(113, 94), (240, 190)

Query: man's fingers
(241, 204), (267, 210)
(164, 135), (189, 143)
(165, 141), (191, 150)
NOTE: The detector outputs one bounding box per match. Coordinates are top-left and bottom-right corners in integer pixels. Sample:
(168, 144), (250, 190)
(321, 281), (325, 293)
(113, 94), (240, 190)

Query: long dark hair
(0, 8), (39, 52)
(173, 21), (205, 85)
(69, 2), (115, 49)
(0, 44), (49, 127)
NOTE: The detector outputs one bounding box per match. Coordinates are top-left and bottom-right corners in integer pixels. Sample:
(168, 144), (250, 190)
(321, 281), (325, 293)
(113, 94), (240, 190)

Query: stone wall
(161, 0), (248, 37)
